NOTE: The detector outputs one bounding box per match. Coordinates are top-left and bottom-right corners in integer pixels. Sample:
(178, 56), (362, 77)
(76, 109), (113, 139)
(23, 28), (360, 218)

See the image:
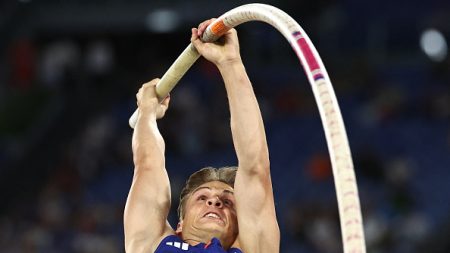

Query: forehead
(192, 181), (234, 194)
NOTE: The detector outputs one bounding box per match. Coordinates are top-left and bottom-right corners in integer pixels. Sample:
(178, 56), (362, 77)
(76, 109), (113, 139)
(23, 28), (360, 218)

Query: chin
(202, 224), (225, 233)
(199, 224), (228, 237)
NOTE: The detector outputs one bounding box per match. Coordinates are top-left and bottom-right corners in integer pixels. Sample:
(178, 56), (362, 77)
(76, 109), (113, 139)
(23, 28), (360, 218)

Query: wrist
(216, 57), (243, 70)
(137, 107), (157, 122)
(217, 60), (251, 90)
(218, 58), (246, 74)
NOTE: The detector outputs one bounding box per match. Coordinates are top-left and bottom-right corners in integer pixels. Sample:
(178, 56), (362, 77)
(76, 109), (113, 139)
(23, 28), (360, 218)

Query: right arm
(192, 20), (280, 253)
(124, 79), (173, 253)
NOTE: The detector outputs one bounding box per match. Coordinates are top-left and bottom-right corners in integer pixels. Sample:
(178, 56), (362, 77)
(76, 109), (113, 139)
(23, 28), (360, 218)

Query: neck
(181, 232), (232, 249)
(180, 232), (210, 246)
(182, 238), (204, 245)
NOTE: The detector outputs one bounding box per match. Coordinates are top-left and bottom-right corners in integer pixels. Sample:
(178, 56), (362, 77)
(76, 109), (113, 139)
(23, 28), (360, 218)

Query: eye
(223, 199), (233, 206)
(197, 195), (207, 201)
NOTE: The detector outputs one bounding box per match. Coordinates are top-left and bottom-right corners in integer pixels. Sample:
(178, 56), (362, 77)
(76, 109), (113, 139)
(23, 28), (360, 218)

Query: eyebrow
(193, 186), (234, 195)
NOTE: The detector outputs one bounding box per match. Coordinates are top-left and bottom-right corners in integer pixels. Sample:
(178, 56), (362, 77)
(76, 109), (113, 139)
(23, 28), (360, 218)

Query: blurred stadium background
(1, 0), (449, 252)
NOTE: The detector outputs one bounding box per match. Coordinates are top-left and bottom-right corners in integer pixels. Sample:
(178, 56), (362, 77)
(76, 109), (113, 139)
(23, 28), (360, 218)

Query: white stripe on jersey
(165, 241), (189, 251)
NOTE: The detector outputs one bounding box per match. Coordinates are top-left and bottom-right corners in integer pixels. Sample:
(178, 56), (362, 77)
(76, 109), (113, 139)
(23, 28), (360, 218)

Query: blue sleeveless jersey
(154, 235), (243, 253)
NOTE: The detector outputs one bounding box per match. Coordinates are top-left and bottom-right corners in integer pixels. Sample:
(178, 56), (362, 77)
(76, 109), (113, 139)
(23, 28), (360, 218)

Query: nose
(207, 197), (223, 208)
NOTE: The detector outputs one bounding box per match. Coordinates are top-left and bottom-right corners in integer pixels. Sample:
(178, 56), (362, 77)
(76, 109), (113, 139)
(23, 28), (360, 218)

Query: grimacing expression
(180, 181), (238, 241)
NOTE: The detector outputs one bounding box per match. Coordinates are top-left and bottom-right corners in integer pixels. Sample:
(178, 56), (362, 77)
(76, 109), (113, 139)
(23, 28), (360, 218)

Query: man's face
(179, 181), (238, 245)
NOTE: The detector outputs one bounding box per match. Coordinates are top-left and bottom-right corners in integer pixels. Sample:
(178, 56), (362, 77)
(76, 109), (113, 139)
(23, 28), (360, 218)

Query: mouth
(202, 212), (224, 224)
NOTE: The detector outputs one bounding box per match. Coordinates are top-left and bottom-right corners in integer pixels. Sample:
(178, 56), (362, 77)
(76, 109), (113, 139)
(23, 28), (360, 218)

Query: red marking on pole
(296, 34), (320, 72)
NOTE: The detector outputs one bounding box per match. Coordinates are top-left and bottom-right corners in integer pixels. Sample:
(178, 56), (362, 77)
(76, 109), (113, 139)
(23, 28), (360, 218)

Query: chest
(157, 241), (241, 253)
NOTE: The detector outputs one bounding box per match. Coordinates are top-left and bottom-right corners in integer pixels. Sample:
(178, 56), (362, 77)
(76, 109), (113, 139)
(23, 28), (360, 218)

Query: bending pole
(129, 4), (366, 253)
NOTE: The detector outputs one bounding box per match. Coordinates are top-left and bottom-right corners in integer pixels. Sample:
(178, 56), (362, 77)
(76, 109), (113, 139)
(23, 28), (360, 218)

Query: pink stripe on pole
(294, 31), (320, 73)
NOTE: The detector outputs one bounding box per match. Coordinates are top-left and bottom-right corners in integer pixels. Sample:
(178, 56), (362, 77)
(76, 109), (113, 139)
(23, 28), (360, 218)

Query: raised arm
(191, 20), (280, 253)
(124, 79), (174, 253)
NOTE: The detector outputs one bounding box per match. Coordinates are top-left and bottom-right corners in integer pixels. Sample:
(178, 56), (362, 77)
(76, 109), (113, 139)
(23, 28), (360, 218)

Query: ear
(176, 220), (183, 235)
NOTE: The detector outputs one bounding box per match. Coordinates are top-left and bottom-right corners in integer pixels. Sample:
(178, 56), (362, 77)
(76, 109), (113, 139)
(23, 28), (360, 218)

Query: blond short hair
(177, 166), (237, 220)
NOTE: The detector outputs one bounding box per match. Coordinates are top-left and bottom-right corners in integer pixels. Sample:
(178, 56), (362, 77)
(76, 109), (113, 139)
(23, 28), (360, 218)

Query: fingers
(191, 28), (200, 43)
(136, 78), (170, 119)
(142, 78), (160, 95)
(197, 18), (216, 36)
(148, 78), (160, 86)
(160, 94), (170, 107)
(156, 94), (170, 119)
(191, 28), (204, 53)
(136, 78), (160, 106)
(191, 18), (217, 52)
(141, 78), (159, 90)
(139, 78), (171, 106)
